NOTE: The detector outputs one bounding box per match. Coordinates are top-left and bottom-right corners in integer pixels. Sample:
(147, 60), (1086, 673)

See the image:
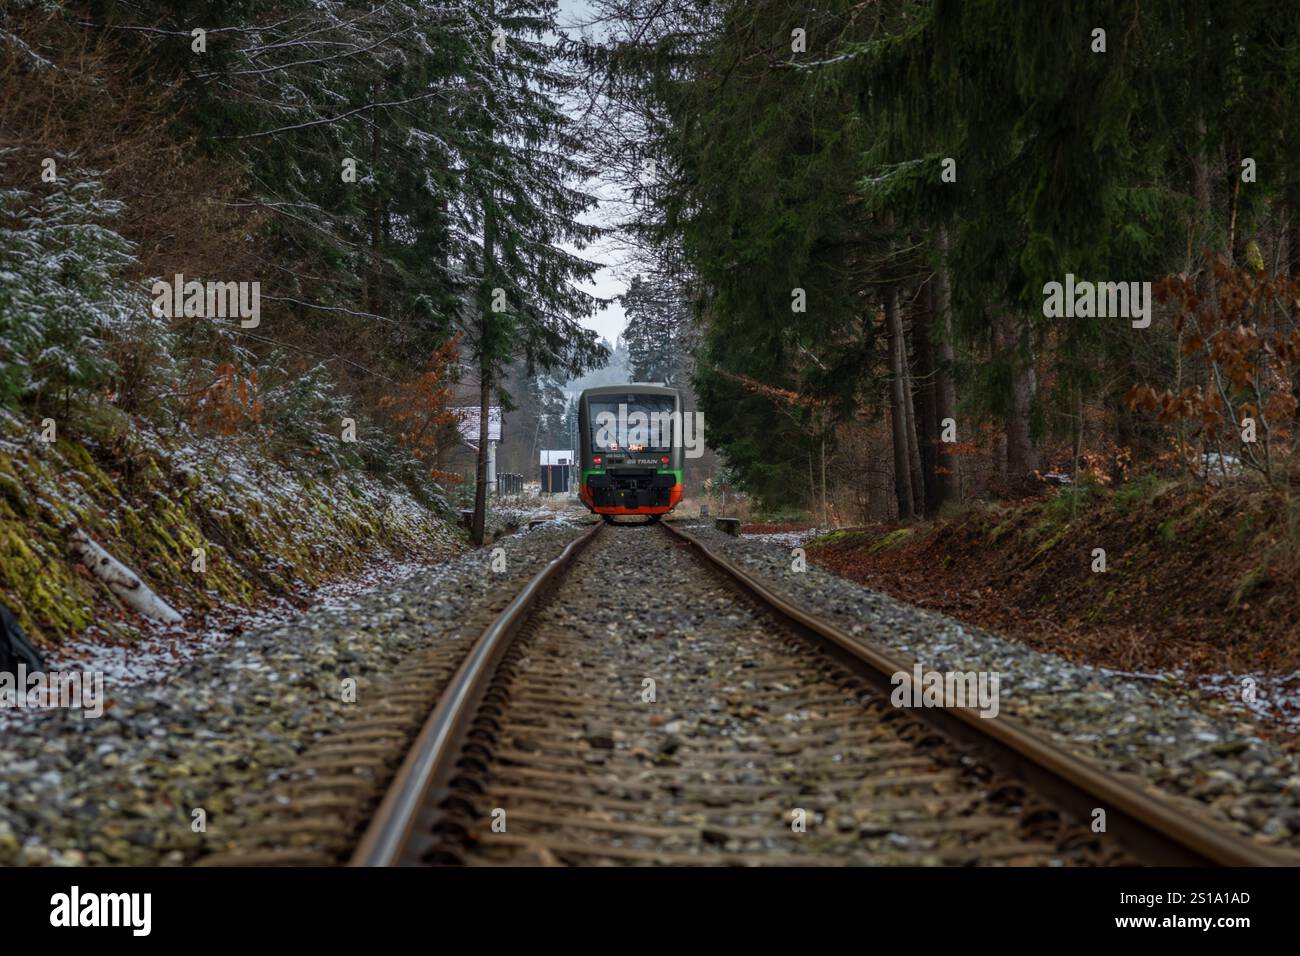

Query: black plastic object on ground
(0, 604), (45, 673)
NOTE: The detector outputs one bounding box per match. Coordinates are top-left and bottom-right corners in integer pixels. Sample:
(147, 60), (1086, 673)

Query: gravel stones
(690, 521), (1300, 851)
(0, 523), (588, 866)
(451, 523), (1106, 865)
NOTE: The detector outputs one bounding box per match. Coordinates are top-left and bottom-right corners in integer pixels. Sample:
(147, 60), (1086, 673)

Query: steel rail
(659, 519), (1297, 867)
(350, 520), (605, 866)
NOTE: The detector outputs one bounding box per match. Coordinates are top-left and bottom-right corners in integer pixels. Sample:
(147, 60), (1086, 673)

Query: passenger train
(577, 385), (684, 522)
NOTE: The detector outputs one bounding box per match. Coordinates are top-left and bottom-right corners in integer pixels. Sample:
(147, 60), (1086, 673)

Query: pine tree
(0, 168), (135, 409)
(622, 273), (689, 386)
(454, 0), (608, 543)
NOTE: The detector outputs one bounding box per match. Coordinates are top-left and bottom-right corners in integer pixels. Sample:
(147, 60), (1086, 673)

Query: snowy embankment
(0, 408), (461, 648)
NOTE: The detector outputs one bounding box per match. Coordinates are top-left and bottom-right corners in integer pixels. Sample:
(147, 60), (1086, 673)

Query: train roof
(578, 383), (680, 399)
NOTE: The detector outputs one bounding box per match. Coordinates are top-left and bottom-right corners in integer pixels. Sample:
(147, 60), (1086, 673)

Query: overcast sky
(558, 0), (628, 346)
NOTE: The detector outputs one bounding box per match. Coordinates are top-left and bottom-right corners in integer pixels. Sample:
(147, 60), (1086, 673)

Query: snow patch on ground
(1098, 667), (1300, 734)
(1196, 670), (1300, 733)
(492, 499), (584, 532)
(742, 527), (831, 549)
(40, 554), (449, 692)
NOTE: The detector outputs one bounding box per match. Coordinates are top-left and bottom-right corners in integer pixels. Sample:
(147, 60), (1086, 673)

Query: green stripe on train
(579, 469), (682, 484)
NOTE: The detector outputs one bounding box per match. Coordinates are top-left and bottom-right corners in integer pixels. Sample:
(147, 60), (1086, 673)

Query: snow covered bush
(0, 158), (141, 409)
(260, 359), (361, 467)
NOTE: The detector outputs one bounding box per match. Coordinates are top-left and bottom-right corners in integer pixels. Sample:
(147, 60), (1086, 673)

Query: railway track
(348, 519), (1294, 867)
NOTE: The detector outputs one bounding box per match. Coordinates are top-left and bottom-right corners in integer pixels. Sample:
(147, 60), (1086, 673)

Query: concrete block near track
(714, 517), (740, 537)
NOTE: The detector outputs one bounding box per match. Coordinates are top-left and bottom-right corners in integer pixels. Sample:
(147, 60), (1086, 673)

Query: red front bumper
(580, 483), (683, 515)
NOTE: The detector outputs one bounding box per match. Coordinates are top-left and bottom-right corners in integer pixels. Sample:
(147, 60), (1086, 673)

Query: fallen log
(68, 529), (182, 624)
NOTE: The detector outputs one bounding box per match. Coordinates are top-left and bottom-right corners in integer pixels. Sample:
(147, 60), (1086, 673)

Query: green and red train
(577, 384), (684, 522)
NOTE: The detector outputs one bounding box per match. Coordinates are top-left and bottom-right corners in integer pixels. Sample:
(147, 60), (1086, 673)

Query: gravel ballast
(5, 508), (1296, 865)
(682, 521), (1300, 851)
(0, 520), (588, 866)
(452, 522), (1106, 866)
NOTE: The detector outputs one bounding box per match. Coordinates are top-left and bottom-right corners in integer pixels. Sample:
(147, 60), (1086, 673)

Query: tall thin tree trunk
(994, 312), (1037, 488)
(913, 277), (940, 516)
(820, 436), (828, 526)
(1191, 115), (1217, 300)
(808, 451), (817, 518)
(471, 196), (497, 546)
(1289, 191), (1300, 282)
(901, 332), (925, 512)
(1284, 190), (1300, 428)
(367, 80), (383, 316)
(934, 228), (959, 505)
(1072, 383), (1084, 482)
(885, 287), (915, 519)
(472, 371), (491, 546)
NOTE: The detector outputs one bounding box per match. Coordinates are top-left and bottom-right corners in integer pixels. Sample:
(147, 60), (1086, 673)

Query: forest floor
(745, 478), (1300, 737)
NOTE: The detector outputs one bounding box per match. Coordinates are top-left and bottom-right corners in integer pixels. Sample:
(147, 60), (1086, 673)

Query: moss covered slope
(0, 410), (461, 646)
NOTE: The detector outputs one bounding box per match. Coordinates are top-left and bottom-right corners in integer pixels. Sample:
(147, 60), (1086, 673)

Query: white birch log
(68, 529), (183, 624)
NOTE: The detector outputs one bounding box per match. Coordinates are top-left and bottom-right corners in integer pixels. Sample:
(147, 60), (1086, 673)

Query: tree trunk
(69, 530), (182, 624)
(885, 287), (915, 519)
(994, 312), (1037, 487)
(808, 451), (816, 516)
(913, 277), (940, 516)
(367, 80), (383, 316)
(472, 372), (490, 546)
(901, 325), (925, 513)
(934, 228), (960, 505)
(820, 437), (828, 526)
(1072, 383), (1084, 480)
(471, 189), (497, 546)
(1289, 189), (1300, 423)
(1290, 189), (1300, 282)
(1191, 115), (1217, 301)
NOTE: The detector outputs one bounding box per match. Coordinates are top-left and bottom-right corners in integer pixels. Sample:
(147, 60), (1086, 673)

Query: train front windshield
(588, 396), (676, 453)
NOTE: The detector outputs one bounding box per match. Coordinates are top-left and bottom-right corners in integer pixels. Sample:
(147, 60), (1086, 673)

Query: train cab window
(588, 395), (676, 452)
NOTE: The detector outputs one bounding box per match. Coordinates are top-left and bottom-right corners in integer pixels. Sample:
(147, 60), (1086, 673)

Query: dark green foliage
(622, 274), (691, 386)
(589, 0), (1300, 511)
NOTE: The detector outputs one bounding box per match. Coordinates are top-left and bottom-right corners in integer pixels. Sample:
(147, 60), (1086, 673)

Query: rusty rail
(350, 520), (604, 866)
(659, 520), (1295, 867)
(352, 515), (1295, 867)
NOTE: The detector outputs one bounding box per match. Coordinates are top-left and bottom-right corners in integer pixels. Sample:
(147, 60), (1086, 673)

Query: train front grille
(586, 470), (676, 509)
